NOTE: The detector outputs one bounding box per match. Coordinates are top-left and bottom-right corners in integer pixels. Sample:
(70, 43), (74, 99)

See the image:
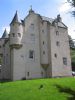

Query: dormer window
(18, 33), (21, 37)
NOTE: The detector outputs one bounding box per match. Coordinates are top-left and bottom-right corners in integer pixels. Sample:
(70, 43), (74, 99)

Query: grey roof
(41, 16), (67, 28)
(10, 11), (19, 25)
(2, 29), (8, 38)
(41, 16), (54, 24)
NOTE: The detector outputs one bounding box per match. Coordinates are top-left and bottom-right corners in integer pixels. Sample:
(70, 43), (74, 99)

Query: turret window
(18, 33), (21, 37)
(12, 33), (15, 37)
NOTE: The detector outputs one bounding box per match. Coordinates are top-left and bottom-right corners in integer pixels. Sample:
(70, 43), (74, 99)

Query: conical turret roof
(2, 29), (8, 38)
(10, 11), (19, 25)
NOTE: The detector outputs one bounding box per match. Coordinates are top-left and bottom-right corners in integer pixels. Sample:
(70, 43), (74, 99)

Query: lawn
(0, 77), (75, 100)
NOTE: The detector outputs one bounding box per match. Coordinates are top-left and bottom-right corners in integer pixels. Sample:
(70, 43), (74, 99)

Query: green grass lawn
(0, 77), (75, 100)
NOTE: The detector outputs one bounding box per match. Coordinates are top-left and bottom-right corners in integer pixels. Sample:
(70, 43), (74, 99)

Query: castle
(0, 8), (72, 81)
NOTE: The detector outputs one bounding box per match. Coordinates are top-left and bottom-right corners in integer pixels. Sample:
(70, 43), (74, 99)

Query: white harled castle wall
(0, 11), (72, 81)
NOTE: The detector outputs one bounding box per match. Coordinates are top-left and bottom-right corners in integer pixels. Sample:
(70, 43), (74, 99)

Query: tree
(68, 35), (75, 49)
(67, 0), (75, 17)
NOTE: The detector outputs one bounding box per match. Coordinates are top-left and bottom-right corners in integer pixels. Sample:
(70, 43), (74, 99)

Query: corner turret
(2, 29), (8, 38)
(10, 11), (19, 25)
(9, 11), (23, 49)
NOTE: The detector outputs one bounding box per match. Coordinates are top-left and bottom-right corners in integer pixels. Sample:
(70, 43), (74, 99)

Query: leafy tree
(67, 0), (75, 17)
(68, 35), (75, 49)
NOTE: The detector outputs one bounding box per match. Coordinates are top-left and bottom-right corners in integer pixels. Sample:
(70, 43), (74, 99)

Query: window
(18, 33), (21, 37)
(29, 50), (34, 59)
(63, 57), (67, 65)
(27, 72), (29, 76)
(31, 24), (34, 30)
(56, 31), (59, 36)
(43, 41), (44, 45)
(43, 51), (45, 54)
(0, 69), (1, 73)
(12, 33), (15, 37)
(56, 41), (60, 46)
(41, 71), (43, 77)
(42, 30), (44, 33)
(30, 34), (35, 41)
(54, 53), (57, 58)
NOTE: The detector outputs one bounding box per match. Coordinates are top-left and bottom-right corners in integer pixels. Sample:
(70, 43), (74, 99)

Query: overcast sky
(0, 0), (75, 39)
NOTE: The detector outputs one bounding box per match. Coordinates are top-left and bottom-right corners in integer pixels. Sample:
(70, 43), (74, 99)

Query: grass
(0, 77), (75, 100)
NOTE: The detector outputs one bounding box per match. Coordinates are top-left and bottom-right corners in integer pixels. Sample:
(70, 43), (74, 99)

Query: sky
(0, 0), (75, 39)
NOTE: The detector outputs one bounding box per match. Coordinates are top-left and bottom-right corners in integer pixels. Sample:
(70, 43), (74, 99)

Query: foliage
(67, 0), (75, 17)
(68, 35), (75, 49)
(71, 49), (75, 71)
(0, 78), (75, 100)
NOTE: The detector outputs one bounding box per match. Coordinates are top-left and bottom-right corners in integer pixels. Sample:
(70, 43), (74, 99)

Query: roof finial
(29, 5), (34, 13)
(30, 5), (32, 10)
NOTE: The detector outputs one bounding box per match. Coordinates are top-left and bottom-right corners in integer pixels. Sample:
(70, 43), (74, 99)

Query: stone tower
(10, 11), (23, 49)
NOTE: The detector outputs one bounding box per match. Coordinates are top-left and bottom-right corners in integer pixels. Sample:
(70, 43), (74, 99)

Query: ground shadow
(55, 84), (75, 100)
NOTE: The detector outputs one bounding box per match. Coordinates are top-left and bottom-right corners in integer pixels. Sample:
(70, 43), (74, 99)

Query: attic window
(18, 33), (21, 37)
(12, 33), (15, 37)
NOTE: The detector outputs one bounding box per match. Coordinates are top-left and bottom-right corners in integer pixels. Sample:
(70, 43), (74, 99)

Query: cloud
(59, 2), (71, 13)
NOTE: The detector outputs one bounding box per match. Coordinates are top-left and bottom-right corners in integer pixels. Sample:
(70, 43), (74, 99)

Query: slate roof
(41, 16), (67, 28)
(10, 11), (19, 25)
(2, 29), (8, 38)
(41, 16), (54, 24)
